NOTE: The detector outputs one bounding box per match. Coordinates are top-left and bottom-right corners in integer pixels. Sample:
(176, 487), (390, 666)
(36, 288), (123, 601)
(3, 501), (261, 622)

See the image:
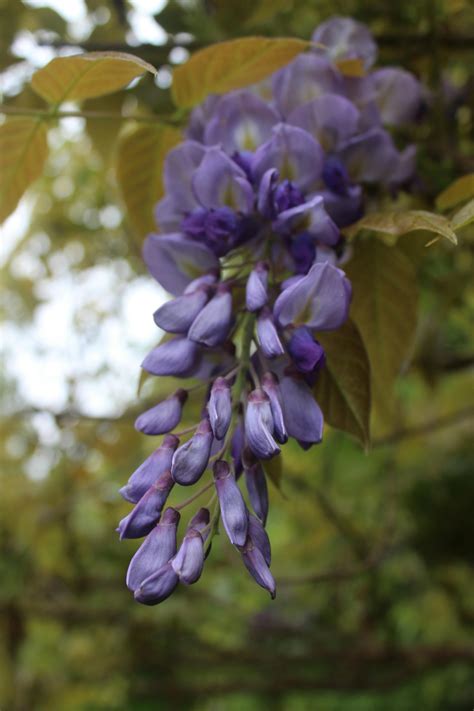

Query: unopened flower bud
(171, 418), (213, 486)
(261, 372), (288, 444)
(256, 307), (285, 358)
(245, 388), (280, 460)
(243, 449), (269, 525)
(207, 377), (232, 439)
(135, 389), (187, 436)
(279, 375), (323, 446)
(171, 528), (205, 584)
(188, 285), (233, 347)
(120, 435), (179, 503)
(246, 262), (269, 312)
(213, 460), (248, 547)
(153, 286), (212, 333)
(117, 470), (174, 539)
(134, 561), (179, 605)
(126, 507), (180, 591)
(287, 327), (326, 374)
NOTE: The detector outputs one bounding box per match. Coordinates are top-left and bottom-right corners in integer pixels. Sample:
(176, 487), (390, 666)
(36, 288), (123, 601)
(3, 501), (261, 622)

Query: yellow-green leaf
(436, 173), (474, 211)
(31, 52), (156, 105)
(451, 198), (474, 231)
(344, 241), (418, 410)
(344, 209), (458, 245)
(313, 319), (371, 446)
(171, 36), (309, 108)
(335, 57), (366, 77)
(0, 118), (48, 224)
(116, 123), (182, 240)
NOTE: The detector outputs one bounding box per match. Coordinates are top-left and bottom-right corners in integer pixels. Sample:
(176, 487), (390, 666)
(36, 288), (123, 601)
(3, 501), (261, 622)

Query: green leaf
(31, 52), (156, 105)
(263, 454), (283, 493)
(344, 210), (458, 245)
(171, 36), (309, 108)
(344, 241), (418, 410)
(0, 118), (48, 224)
(436, 173), (474, 211)
(116, 123), (182, 240)
(313, 319), (371, 446)
(451, 198), (474, 231)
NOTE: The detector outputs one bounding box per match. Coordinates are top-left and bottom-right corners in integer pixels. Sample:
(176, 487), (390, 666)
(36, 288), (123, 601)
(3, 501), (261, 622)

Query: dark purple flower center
(182, 207), (242, 257)
(290, 233), (316, 275)
(322, 156), (351, 196)
(273, 180), (305, 213)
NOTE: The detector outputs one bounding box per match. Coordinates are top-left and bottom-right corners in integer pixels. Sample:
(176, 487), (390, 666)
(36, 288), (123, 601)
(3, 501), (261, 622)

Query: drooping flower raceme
(119, 17), (423, 604)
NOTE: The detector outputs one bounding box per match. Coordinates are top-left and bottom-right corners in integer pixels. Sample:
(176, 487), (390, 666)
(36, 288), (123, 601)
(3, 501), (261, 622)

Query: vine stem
(174, 481), (214, 511)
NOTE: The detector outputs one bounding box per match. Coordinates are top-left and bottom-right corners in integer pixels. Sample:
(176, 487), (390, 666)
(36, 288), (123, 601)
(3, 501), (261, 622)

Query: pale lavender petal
(274, 195), (340, 246)
(163, 140), (206, 211)
(143, 233), (219, 296)
(312, 16), (377, 70)
(288, 94), (359, 151)
(192, 147), (254, 212)
(204, 90), (279, 152)
(256, 308), (285, 359)
(240, 539), (276, 598)
(153, 286), (212, 333)
(273, 261), (351, 330)
(261, 372), (287, 444)
(372, 68), (423, 126)
(252, 124), (324, 193)
(272, 54), (343, 117)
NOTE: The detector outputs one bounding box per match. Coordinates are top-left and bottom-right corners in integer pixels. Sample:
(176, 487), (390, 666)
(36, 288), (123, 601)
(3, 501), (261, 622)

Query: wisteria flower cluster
(118, 17), (423, 605)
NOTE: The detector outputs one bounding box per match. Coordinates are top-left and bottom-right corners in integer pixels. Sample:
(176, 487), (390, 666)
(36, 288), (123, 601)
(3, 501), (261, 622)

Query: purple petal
(319, 185), (363, 228)
(312, 17), (377, 70)
(192, 147), (254, 212)
(204, 90), (279, 152)
(171, 418), (213, 486)
(120, 434), (179, 503)
(143, 232), (219, 296)
(153, 287), (212, 333)
(372, 68), (423, 126)
(134, 560), (179, 605)
(248, 513), (271, 566)
(338, 128), (400, 184)
(126, 507), (180, 591)
(287, 327), (326, 374)
(271, 54), (343, 117)
(135, 389), (187, 436)
(142, 338), (199, 377)
(279, 375), (324, 445)
(274, 195), (340, 247)
(252, 124), (324, 193)
(163, 140), (206, 212)
(213, 460), (248, 547)
(273, 261), (351, 330)
(288, 94), (359, 151)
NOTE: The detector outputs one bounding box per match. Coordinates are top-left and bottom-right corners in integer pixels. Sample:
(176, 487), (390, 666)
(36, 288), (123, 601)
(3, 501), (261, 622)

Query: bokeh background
(1, 1), (473, 709)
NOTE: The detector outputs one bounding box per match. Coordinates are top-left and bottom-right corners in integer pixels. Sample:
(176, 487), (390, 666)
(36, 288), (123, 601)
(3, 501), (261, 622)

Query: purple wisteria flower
(119, 15), (423, 605)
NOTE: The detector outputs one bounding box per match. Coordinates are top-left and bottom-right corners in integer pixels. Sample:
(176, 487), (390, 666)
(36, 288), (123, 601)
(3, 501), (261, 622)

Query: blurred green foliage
(0, 0), (473, 709)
